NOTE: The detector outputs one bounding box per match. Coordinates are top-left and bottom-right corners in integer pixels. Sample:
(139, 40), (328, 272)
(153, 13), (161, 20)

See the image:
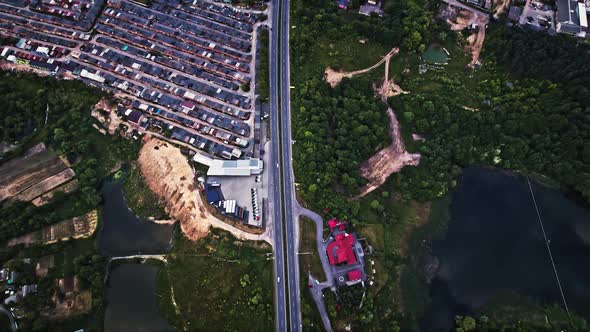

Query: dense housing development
(0, 0), (267, 160)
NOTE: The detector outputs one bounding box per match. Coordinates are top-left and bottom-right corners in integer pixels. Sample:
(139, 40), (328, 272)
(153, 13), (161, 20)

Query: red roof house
(327, 233), (357, 266)
(347, 269), (362, 282)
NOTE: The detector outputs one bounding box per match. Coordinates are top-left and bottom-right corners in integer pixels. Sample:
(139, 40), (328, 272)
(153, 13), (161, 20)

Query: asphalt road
(278, 0), (303, 329)
(269, 0), (288, 330)
(270, 0), (302, 329)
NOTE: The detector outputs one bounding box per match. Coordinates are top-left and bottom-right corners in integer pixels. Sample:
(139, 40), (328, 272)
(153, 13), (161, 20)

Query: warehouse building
(193, 153), (263, 176)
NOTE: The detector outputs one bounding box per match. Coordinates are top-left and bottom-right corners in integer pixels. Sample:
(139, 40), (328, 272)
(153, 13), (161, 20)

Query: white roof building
(193, 153), (263, 176)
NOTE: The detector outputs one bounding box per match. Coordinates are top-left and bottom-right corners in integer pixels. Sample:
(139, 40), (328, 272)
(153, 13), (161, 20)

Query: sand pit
(357, 108), (421, 197)
(137, 138), (270, 243)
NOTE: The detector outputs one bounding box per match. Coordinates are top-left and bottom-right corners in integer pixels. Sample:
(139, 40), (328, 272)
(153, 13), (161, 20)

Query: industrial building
(193, 153), (263, 176)
(556, 0), (589, 36)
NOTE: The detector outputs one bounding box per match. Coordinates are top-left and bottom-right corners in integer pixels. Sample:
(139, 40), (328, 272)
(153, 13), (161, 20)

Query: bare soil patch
(492, 0), (511, 18)
(31, 179), (79, 206)
(137, 138), (269, 242)
(13, 168), (76, 202)
(357, 109), (421, 197)
(0, 143), (75, 203)
(439, 3), (489, 68)
(49, 276), (92, 319)
(35, 255), (55, 278)
(324, 48), (399, 87)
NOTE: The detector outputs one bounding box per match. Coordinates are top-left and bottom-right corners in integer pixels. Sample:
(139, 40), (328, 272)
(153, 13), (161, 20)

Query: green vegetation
(290, 0), (590, 327)
(122, 165), (168, 220)
(455, 293), (588, 331)
(257, 28), (270, 102)
(0, 70), (145, 331)
(0, 71), (140, 242)
(3, 238), (106, 332)
(299, 217), (325, 331)
(156, 230), (274, 331)
(394, 66), (590, 202)
(290, 0), (435, 218)
(485, 26), (590, 106)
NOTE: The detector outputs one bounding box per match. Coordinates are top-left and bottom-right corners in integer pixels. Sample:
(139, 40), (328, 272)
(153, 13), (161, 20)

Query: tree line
(0, 71), (139, 242)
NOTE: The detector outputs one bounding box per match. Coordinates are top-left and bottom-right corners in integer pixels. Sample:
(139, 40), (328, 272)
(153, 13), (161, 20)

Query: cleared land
(137, 137), (269, 242)
(324, 47), (399, 88)
(440, 3), (489, 68)
(0, 143), (75, 203)
(50, 276), (93, 320)
(31, 179), (79, 206)
(358, 108), (421, 197)
(7, 210), (98, 247)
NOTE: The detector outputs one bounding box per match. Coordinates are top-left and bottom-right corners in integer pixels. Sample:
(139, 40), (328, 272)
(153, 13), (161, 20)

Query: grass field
(299, 217), (326, 332)
(157, 229), (274, 331)
(298, 217), (325, 280)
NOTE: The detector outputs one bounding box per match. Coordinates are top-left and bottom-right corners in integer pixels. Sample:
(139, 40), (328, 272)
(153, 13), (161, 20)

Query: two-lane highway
(270, 0), (302, 329)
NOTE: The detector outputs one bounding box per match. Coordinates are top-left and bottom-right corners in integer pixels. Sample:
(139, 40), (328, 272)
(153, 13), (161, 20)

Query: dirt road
(357, 108), (421, 197)
(324, 48), (399, 87)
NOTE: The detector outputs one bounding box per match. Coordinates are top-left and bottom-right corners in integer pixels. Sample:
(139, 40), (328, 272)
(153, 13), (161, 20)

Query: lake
(105, 263), (175, 332)
(421, 167), (590, 331)
(97, 179), (175, 256)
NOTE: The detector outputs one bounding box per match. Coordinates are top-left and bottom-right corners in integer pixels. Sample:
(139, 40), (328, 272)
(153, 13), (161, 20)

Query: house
(124, 109), (148, 130)
(327, 233), (357, 266)
(556, 0), (582, 35)
(4, 293), (19, 305)
(338, 0), (349, 9)
(359, 3), (384, 16)
(29, 59), (59, 72)
(20, 284), (37, 297)
(324, 219), (367, 286)
(507, 6), (522, 22)
(181, 101), (196, 112)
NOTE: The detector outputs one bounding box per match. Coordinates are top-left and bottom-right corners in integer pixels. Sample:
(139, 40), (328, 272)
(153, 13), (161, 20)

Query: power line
(526, 176), (573, 329)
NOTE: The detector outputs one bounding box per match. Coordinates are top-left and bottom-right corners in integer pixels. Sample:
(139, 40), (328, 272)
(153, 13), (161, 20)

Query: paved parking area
(0, 0), (269, 160)
(207, 174), (265, 226)
(519, 0), (555, 33)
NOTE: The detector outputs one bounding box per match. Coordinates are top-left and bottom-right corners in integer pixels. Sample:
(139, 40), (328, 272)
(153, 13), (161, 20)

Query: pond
(422, 44), (448, 65)
(105, 263), (175, 332)
(421, 167), (590, 331)
(97, 179), (175, 256)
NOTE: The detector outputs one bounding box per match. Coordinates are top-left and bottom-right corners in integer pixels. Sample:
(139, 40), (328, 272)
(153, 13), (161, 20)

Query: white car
(277, 277), (281, 283)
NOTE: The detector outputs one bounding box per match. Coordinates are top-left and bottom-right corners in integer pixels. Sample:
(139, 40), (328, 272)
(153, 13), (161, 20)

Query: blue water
(97, 179), (174, 256)
(105, 264), (175, 332)
(422, 167), (590, 331)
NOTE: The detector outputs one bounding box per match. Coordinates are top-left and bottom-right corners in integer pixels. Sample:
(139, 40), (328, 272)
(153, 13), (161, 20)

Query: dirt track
(357, 108), (421, 197)
(137, 137), (270, 243)
(324, 48), (399, 87)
